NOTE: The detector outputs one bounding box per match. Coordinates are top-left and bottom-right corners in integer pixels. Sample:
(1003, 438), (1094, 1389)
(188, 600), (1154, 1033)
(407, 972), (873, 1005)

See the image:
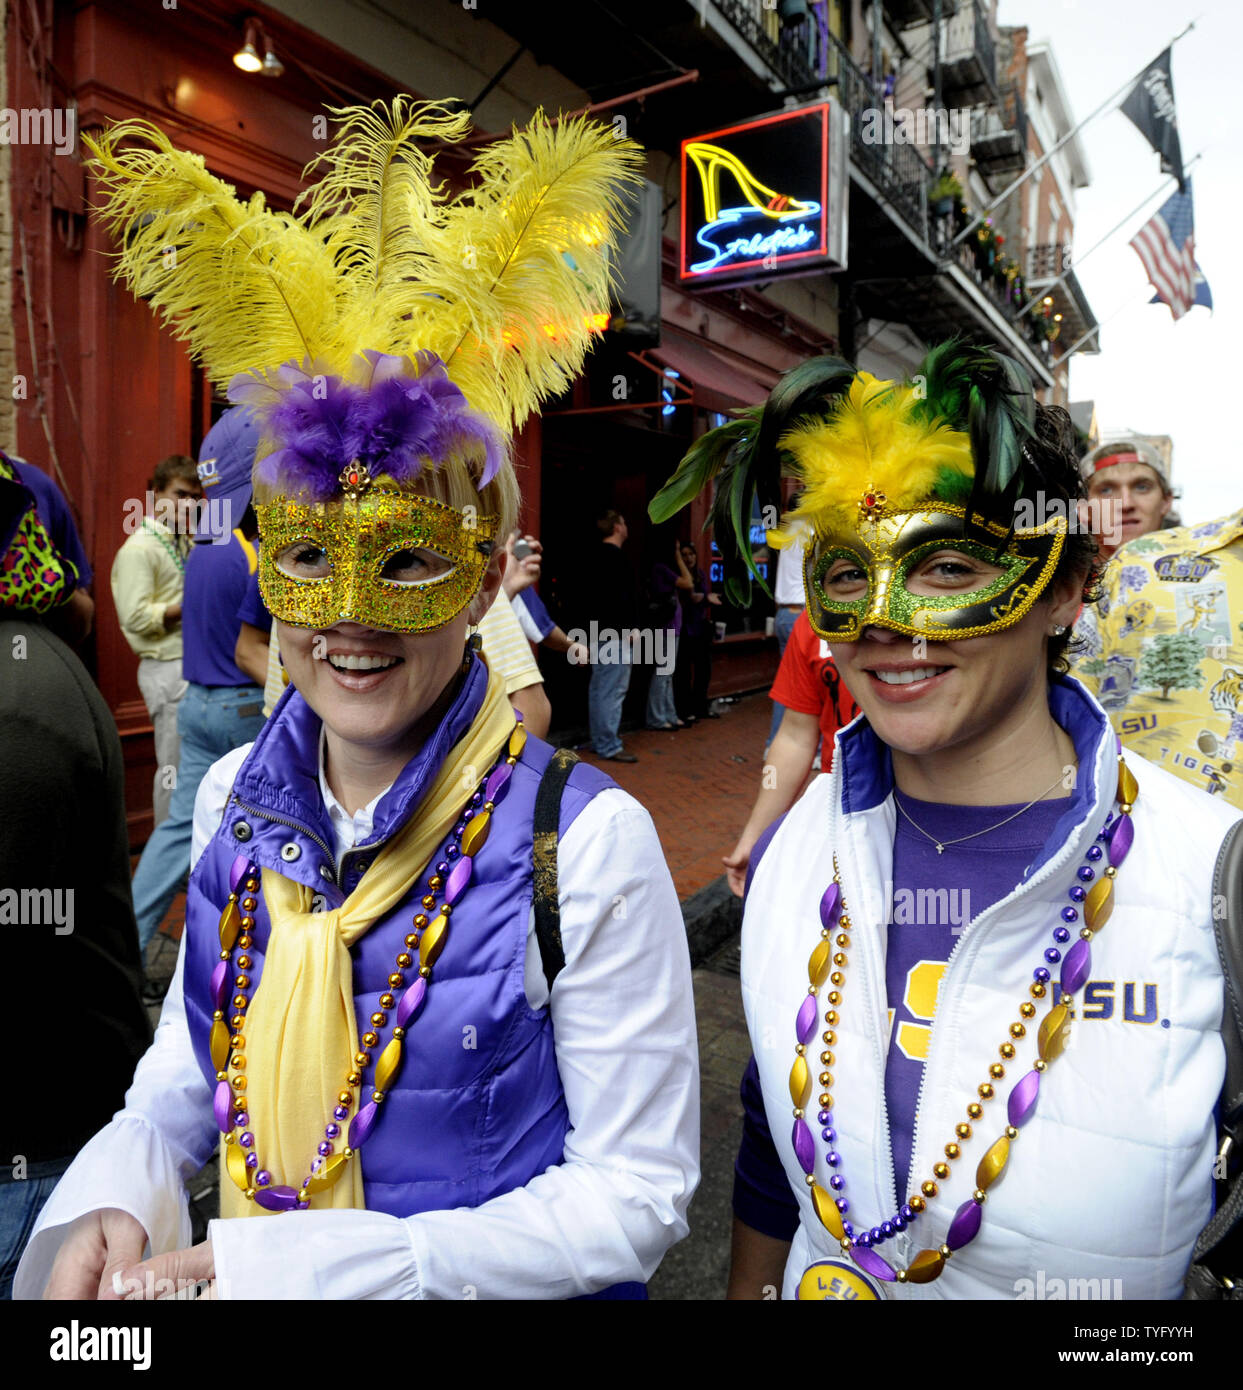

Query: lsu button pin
(797, 1259), (881, 1301)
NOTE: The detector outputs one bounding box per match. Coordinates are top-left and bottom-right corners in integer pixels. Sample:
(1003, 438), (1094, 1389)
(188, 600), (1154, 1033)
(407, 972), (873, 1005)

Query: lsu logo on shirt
(891, 962), (1166, 1055)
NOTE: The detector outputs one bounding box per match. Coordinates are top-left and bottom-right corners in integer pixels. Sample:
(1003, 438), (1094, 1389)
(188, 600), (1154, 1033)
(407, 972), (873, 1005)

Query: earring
(1050, 624), (1067, 636)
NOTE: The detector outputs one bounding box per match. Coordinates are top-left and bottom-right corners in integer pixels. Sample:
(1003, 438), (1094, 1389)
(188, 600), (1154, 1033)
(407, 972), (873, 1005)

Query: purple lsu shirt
(734, 792), (1071, 1239)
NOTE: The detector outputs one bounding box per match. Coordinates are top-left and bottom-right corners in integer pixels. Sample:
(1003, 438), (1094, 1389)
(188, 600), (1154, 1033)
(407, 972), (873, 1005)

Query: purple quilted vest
(183, 655), (617, 1226)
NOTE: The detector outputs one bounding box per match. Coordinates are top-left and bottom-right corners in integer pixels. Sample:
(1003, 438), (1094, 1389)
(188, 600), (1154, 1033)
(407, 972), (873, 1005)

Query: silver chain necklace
(894, 769), (1069, 854)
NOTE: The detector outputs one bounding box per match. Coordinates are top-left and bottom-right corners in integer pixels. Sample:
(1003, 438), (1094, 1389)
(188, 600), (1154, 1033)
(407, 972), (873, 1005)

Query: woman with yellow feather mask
(16, 101), (698, 1301)
(652, 344), (1239, 1300)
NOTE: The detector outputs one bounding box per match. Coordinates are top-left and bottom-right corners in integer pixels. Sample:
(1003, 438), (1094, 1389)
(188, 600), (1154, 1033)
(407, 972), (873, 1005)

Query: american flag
(1130, 183), (1197, 320)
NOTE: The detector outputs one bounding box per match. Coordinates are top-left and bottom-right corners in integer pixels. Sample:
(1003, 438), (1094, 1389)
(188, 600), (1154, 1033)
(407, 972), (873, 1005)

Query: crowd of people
(1, 97), (1241, 1307)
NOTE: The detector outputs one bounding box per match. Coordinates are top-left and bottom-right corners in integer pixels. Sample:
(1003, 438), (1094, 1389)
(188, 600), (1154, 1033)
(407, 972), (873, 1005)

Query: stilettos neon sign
(680, 103), (842, 287)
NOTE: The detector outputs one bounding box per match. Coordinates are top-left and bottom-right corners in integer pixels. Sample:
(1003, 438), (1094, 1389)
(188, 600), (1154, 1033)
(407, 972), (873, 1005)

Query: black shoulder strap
(532, 747), (579, 993)
(1188, 819), (1243, 1293)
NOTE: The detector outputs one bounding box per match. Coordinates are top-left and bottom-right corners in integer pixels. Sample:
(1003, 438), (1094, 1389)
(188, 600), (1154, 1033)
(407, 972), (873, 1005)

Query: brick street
(141, 690), (778, 1298)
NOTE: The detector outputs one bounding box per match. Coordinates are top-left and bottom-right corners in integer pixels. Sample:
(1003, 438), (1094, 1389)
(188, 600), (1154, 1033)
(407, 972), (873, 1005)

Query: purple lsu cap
(196, 407), (259, 542)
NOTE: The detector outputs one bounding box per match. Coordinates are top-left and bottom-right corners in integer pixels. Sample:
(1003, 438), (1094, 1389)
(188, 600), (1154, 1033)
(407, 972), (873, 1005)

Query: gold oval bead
(808, 940), (831, 988)
(374, 1036), (404, 1093)
(789, 1055), (811, 1109)
(1084, 876), (1114, 932)
(461, 811), (492, 858)
(1037, 1003), (1072, 1063)
(420, 913), (450, 970)
(305, 1151), (348, 1194)
(976, 1134), (1010, 1192)
(218, 897), (242, 953)
(904, 1248), (946, 1284)
(1117, 762), (1138, 807)
(508, 724), (528, 758)
(210, 1019), (231, 1073)
(810, 1182), (845, 1240)
(225, 1139), (251, 1193)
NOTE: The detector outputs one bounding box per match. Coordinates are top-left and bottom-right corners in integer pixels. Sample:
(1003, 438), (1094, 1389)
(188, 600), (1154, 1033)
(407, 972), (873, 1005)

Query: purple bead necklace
(210, 719), (527, 1212)
(789, 755), (1138, 1286)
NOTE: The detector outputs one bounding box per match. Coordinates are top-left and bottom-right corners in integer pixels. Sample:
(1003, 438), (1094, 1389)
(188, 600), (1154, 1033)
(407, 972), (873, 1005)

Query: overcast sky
(994, 0), (1242, 524)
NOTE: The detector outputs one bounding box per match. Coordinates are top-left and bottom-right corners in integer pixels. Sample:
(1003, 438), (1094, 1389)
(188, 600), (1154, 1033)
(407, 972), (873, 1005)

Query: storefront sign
(679, 101), (848, 288)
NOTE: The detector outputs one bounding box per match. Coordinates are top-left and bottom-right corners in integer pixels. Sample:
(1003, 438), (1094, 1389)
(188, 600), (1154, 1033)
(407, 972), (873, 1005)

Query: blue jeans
(0, 1156), (73, 1298)
(768, 606), (800, 745)
(132, 681), (265, 953)
(646, 634), (679, 727)
(589, 646), (633, 758)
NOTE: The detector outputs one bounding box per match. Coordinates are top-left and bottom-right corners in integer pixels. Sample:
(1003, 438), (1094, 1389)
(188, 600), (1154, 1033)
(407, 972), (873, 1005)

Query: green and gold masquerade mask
(801, 502), (1067, 642)
(257, 467), (499, 634)
(650, 342), (1064, 641)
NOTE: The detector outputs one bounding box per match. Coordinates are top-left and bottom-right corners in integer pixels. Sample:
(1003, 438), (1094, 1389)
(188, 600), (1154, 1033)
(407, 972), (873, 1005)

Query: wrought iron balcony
(820, 26), (932, 237)
(939, 0), (997, 107)
(1028, 243), (1072, 279)
(710, 0), (818, 94)
(972, 87), (1027, 182)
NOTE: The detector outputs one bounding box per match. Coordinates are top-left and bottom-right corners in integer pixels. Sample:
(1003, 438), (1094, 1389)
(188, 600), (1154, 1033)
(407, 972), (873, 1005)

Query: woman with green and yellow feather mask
(648, 345), (1239, 1302)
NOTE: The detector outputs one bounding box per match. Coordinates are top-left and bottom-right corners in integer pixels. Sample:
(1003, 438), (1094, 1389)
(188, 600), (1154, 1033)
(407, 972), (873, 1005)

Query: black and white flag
(1121, 48), (1185, 189)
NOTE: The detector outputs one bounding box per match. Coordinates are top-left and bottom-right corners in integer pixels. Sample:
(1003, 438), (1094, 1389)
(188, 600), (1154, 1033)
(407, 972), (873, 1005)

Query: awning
(646, 334), (774, 412)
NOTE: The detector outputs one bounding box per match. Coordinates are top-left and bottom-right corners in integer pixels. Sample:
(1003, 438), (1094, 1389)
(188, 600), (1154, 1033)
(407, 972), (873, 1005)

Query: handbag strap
(532, 747), (579, 992)
(1188, 819), (1243, 1292)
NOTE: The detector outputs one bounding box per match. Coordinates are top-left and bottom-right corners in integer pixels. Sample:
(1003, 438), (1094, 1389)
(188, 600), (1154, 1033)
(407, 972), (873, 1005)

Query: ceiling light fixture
(233, 19), (263, 73)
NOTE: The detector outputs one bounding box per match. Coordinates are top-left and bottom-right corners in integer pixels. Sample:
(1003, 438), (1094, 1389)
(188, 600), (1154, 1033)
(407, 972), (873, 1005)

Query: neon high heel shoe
(686, 141), (817, 224)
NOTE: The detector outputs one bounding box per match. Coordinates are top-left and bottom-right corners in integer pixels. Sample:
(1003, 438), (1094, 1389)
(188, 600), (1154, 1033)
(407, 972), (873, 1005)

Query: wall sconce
(233, 20), (263, 73)
(234, 18), (283, 77)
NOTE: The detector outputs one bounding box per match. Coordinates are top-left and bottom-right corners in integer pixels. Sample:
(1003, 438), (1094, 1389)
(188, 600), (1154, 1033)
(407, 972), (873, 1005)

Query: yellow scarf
(219, 665), (516, 1217)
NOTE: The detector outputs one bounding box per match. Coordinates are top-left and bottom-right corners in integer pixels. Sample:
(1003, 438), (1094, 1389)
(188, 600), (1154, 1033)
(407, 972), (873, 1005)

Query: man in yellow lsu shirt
(1073, 508), (1243, 807)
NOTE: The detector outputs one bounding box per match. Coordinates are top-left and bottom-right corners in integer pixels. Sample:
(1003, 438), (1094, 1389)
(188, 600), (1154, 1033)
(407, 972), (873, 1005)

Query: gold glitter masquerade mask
(801, 501), (1067, 642)
(257, 466), (499, 634)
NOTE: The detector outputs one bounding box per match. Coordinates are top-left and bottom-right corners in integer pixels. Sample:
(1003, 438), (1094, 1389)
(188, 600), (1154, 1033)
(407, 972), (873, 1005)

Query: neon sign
(679, 102), (848, 288)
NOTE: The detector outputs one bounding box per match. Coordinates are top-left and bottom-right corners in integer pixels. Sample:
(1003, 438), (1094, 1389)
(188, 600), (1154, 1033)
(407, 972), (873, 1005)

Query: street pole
(947, 19), (1200, 252)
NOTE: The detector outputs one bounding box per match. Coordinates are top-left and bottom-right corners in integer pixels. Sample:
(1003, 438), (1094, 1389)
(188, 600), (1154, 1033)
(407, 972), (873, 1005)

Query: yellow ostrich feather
(81, 102), (644, 436)
(772, 372), (974, 543)
(401, 109), (645, 433)
(82, 120), (342, 385)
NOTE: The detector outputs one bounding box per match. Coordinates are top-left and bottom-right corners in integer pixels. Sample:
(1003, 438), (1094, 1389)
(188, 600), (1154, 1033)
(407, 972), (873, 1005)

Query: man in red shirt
(722, 610), (857, 895)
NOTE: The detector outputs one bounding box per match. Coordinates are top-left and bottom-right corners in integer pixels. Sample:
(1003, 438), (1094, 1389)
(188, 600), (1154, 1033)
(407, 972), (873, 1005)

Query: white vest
(743, 681), (1240, 1300)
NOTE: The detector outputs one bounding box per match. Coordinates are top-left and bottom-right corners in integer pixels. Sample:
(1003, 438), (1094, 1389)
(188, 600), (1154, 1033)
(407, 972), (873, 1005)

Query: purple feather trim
(227, 351), (503, 498)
